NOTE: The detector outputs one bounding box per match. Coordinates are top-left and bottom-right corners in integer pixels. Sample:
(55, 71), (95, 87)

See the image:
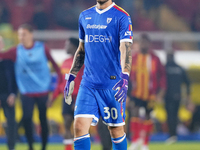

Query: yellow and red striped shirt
(130, 52), (166, 101)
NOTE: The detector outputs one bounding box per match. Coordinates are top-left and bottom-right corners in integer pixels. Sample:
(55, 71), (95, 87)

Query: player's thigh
(74, 85), (100, 126)
(74, 117), (93, 137)
(20, 94), (35, 119)
(36, 95), (48, 118)
(97, 89), (126, 126)
(63, 114), (74, 129)
(62, 98), (74, 117)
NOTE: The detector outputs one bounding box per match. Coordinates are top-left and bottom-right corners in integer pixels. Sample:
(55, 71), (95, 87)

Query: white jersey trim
(120, 39), (133, 43)
(103, 121), (125, 127)
(95, 2), (115, 14)
(79, 38), (84, 43)
(74, 114), (99, 126)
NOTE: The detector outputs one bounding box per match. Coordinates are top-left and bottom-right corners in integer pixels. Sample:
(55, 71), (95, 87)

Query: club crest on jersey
(107, 18), (112, 24)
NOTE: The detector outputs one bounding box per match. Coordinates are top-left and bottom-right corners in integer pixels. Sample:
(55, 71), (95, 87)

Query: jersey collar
(95, 2), (115, 14)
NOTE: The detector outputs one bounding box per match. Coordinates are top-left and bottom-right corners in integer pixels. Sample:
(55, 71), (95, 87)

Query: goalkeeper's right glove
(64, 73), (76, 105)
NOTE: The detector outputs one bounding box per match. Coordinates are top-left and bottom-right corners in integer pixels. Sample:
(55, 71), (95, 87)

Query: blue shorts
(74, 85), (126, 127)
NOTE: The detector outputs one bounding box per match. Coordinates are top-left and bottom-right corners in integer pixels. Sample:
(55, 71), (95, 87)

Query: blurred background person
(189, 105), (200, 133)
(32, 2), (49, 30)
(128, 34), (166, 150)
(51, 38), (84, 150)
(97, 118), (112, 150)
(0, 35), (17, 150)
(165, 51), (191, 144)
(0, 24), (62, 150)
(53, 0), (80, 30)
(0, 1), (10, 24)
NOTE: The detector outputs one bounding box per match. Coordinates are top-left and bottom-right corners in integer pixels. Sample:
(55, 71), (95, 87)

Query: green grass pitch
(0, 142), (200, 150)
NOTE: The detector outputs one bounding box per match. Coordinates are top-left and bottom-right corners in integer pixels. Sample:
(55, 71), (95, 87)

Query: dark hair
(69, 38), (79, 48)
(140, 33), (151, 42)
(18, 24), (34, 32)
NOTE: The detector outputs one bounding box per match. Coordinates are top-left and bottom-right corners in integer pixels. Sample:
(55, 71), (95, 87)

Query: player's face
(18, 28), (33, 45)
(167, 53), (174, 63)
(97, 0), (109, 5)
(65, 40), (76, 55)
(140, 39), (150, 54)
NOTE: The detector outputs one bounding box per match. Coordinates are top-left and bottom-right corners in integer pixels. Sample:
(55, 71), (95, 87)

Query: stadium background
(0, 0), (200, 149)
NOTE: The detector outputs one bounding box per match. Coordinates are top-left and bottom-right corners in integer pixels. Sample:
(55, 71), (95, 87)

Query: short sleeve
(119, 15), (133, 43)
(79, 13), (85, 42)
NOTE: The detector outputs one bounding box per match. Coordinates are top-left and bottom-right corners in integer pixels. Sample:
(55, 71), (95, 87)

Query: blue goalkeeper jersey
(79, 2), (133, 89)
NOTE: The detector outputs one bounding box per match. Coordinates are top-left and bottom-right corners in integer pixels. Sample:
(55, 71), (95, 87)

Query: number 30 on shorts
(104, 107), (118, 120)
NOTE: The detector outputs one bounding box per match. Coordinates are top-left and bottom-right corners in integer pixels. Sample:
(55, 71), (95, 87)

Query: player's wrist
(65, 73), (76, 81)
(121, 72), (129, 81)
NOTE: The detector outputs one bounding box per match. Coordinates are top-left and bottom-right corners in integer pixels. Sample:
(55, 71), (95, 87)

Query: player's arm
(64, 41), (85, 105)
(5, 60), (18, 107)
(64, 13), (85, 105)
(0, 47), (17, 61)
(45, 45), (62, 83)
(113, 42), (132, 103)
(113, 14), (133, 103)
(120, 42), (132, 74)
(69, 41), (85, 75)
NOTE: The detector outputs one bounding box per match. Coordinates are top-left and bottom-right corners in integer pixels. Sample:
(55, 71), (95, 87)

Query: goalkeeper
(63, 0), (133, 149)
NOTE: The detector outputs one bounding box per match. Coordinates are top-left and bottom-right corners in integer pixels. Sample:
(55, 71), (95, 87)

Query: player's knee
(74, 119), (87, 136)
(74, 118), (92, 137)
(108, 126), (124, 138)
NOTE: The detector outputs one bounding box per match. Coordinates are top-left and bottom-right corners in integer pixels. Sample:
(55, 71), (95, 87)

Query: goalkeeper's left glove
(112, 72), (129, 103)
(64, 73), (76, 105)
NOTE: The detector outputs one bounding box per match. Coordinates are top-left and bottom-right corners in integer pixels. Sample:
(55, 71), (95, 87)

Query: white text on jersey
(86, 24), (107, 29)
(85, 35), (112, 43)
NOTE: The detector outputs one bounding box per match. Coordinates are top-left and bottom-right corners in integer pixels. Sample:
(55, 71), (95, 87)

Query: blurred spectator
(165, 51), (191, 144)
(128, 34), (166, 150)
(118, 0), (135, 17)
(0, 1), (10, 24)
(97, 118), (112, 150)
(0, 24), (62, 150)
(191, 9), (200, 32)
(0, 36), (17, 150)
(143, 0), (163, 12)
(32, 2), (49, 30)
(189, 105), (200, 132)
(53, 0), (80, 29)
(15, 0), (27, 6)
(191, 7), (200, 50)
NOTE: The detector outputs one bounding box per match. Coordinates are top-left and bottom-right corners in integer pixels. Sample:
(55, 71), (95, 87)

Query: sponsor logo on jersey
(85, 35), (112, 43)
(107, 18), (112, 24)
(85, 17), (92, 20)
(125, 31), (132, 36)
(86, 24), (107, 29)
